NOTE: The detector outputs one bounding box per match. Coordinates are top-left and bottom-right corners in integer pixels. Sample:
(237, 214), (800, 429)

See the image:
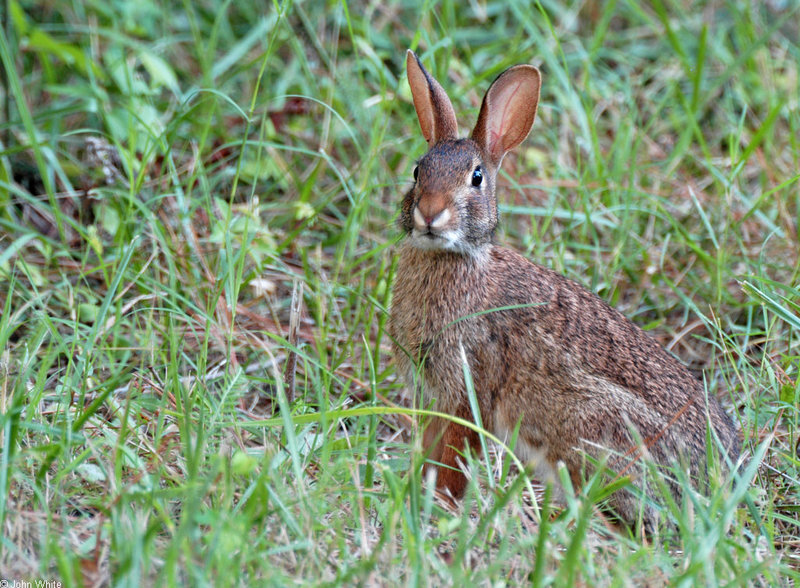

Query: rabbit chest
(390, 245), (510, 416)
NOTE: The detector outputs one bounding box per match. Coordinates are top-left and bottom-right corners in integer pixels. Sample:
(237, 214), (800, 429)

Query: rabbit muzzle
(407, 203), (465, 252)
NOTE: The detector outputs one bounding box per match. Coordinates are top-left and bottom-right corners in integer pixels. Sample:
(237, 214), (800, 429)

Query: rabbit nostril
(413, 207), (451, 230)
(413, 207), (426, 228)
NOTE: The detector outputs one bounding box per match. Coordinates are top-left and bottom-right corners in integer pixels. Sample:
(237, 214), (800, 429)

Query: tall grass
(1, 0), (798, 584)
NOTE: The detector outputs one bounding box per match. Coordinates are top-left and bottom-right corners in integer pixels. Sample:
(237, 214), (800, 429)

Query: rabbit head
(401, 51), (541, 255)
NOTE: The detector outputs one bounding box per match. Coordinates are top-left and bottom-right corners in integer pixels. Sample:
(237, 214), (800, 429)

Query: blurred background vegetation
(1, 0), (798, 584)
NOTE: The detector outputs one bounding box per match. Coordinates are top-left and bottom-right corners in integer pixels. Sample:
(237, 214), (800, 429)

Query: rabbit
(390, 50), (740, 527)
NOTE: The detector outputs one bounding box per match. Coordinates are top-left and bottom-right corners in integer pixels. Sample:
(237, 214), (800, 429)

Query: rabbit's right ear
(406, 50), (458, 145)
(471, 65), (541, 168)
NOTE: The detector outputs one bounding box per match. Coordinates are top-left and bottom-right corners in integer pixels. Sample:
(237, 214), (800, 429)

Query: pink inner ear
(491, 80), (525, 155)
(488, 129), (503, 160)
(479, 70), (540, 165)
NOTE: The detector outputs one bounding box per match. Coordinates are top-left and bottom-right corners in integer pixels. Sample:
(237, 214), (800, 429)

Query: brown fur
(390, 51), (739, 526)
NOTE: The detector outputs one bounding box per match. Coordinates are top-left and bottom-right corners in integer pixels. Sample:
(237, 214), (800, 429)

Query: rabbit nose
(415, 195), (451, 229)
(413, 206), (451, 230)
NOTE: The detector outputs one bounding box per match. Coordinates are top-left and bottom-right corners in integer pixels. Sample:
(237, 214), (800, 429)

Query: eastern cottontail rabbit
(390, 50), (739, 526)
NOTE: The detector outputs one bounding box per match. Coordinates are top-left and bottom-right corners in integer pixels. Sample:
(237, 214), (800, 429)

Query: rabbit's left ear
(406, 50), (459, 145)
(471, 65), (541, 168)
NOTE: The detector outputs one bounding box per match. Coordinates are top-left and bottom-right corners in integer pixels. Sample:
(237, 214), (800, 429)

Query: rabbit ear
(471, 65), (541, 167)
(407, 50), (458, 145)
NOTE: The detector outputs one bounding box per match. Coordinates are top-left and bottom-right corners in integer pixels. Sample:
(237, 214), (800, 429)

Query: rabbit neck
(392, 242), (493, 343)
(395, 240), (492, 285)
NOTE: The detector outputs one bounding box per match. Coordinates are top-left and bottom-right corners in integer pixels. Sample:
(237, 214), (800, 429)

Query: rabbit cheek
(399, 189), (418, 235)
(463, 196), (496, 244)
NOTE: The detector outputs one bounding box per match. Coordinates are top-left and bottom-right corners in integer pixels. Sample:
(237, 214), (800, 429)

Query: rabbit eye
(413, 166), (419, 181)
(471, 167), (483, 187)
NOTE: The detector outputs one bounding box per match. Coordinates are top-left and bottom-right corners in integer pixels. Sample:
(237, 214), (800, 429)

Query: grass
(1, 0), (799, 584)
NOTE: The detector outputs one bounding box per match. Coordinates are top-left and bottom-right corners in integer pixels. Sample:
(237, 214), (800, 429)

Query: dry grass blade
(284, 279), (304, 403)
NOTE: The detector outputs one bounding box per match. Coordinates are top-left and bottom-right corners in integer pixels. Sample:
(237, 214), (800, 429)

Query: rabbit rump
(390, 50), (739, 526)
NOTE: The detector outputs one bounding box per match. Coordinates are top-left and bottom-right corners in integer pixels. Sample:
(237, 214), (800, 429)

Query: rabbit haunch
(390, 50), (739, 525)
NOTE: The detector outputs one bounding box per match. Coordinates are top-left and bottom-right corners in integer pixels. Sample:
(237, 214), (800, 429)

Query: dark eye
(471, 167), (483, 187)
(413, 166), (419, 181)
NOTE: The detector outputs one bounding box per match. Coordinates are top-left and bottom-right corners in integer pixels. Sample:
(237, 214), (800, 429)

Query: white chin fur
(407, 229), (487, 257)
(408, 229), (460, 250)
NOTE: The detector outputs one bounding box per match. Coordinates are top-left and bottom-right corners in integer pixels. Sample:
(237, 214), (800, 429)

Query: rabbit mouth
(414, 229), (446, 243)
(408, 227), (477, 255)
(409, 228), (455, 249)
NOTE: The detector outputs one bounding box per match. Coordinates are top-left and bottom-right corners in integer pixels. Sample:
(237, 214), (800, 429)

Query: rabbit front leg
(421, 408), (481, 499)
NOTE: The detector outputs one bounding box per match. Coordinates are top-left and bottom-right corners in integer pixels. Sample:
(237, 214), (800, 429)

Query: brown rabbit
(390, 50), (739, 526)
